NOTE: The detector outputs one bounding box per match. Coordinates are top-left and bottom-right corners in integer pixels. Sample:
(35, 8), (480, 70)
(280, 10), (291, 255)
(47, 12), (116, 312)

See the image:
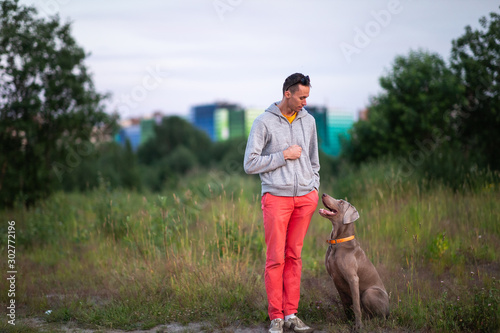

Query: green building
(140, 118), (156, 145)
(307, 106), (354, 156)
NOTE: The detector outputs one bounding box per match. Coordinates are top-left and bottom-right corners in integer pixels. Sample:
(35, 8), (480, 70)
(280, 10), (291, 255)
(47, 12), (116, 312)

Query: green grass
(1, 164), (499, 332)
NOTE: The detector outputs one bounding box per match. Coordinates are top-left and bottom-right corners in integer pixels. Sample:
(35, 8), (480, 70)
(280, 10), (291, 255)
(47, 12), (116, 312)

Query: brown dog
(319, 194), (389, 332)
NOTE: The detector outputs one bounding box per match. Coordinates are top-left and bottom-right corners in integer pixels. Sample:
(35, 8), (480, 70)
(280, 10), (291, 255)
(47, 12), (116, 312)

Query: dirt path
(16, 318), (333, 333)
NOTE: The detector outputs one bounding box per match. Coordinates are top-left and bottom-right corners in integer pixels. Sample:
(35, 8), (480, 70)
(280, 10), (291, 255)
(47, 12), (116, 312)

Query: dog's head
(319, 193), (359, 225)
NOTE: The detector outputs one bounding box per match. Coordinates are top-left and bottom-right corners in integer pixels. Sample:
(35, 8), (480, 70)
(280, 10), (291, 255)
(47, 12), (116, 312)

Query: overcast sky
(19, 0), (500, 119)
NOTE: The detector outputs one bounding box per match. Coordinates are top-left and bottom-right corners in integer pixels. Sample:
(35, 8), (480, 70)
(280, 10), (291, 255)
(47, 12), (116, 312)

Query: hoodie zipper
(288, 119), (298, 197)
(272, 105), (305, 197)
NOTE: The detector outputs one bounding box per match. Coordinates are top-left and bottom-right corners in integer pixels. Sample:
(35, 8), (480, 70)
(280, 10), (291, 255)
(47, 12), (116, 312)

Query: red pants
(261, 190), (318, 320)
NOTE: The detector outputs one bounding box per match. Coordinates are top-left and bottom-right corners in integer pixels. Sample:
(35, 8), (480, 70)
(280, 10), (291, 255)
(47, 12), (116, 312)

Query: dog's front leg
(348, 274), (363, 332)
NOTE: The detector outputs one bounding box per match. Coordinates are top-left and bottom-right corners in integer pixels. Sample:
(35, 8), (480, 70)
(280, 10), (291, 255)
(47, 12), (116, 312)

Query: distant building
(306, 105), (328, 152)
(307, 106), (354, 157)
(191, 102), (245, 141)
(244, 108), (263, 136)
(139, 118), (155, 146)
(115, 123), (141, 150)
(113, 104), (354, 156)
(114, 112), (164, 151)
(358, 108), (369, 121)
(324, 108), (354, 156)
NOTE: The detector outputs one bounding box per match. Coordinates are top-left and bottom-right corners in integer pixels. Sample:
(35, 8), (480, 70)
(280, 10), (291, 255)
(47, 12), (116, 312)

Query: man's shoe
(284, 316), (315, 333)
(269, 318), (284, 333)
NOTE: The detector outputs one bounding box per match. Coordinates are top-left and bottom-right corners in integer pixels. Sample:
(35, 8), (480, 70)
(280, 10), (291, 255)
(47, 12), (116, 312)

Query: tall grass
(1, 163), (499, 332)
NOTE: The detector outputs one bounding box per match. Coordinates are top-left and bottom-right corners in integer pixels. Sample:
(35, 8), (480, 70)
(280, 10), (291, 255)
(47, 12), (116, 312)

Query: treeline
(57, 117), (251, 193)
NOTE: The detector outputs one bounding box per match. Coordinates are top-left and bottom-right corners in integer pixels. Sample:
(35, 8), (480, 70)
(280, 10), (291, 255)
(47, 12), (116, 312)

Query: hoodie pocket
(272, 164), (296, 186)
(260, 162), (295, 187)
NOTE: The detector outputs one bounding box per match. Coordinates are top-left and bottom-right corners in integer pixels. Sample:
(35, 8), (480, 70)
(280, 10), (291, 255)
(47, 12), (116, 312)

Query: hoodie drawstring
(300, 118), (307, 145)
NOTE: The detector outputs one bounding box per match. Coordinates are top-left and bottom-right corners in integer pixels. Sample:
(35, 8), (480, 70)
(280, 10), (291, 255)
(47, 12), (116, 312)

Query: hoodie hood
(265, 102), (310, 120)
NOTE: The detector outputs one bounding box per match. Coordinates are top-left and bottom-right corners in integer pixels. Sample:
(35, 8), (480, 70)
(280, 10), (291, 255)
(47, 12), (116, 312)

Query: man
(244, 73), (320, 333)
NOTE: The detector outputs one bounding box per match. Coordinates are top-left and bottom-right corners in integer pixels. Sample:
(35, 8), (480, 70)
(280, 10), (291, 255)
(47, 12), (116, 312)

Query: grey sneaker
(269, 318), (284, 333)
(284, 316), (315, 333)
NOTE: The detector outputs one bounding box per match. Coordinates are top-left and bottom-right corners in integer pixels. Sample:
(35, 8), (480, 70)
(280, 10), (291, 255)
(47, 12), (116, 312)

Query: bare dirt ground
(15, 317), (338, 333)
(16, 318), (265, 333)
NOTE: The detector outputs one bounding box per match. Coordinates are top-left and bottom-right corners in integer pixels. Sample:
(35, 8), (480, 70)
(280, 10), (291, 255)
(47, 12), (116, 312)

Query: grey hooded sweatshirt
(243, 102), (320, 197)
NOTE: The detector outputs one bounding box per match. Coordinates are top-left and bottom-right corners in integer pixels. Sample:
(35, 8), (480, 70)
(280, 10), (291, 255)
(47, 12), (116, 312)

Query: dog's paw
(353, 319), (363, 333)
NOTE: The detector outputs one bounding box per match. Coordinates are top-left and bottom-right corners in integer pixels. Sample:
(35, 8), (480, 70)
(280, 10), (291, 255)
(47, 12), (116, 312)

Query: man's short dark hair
(283, 73), (311, 95)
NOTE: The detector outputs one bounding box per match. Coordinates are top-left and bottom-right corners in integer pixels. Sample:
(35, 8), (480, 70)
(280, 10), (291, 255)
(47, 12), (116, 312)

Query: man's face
(287, 84), (310, 112)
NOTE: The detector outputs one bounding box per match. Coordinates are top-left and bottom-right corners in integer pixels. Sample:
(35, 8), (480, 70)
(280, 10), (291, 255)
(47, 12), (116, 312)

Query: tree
(59, 140), (141, 192)
(210, 136), (247, 173)
(343, 50), (464, 165)
(0, 0), (114, 207)
(451, 8), (500, 170)
(136, 116), (213, 191)
(137, 116), (212, 167)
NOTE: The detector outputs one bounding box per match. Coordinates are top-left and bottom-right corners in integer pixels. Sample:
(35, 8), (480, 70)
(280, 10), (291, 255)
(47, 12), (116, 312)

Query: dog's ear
(343, 203), (359, 224)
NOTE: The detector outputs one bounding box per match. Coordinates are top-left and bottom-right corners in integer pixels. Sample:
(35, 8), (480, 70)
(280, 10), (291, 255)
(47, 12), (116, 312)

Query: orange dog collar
(326, 235), (355, 245)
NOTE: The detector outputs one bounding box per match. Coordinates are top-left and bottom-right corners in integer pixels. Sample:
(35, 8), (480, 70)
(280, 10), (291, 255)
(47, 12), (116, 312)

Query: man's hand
(283, 145), (302, 160)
